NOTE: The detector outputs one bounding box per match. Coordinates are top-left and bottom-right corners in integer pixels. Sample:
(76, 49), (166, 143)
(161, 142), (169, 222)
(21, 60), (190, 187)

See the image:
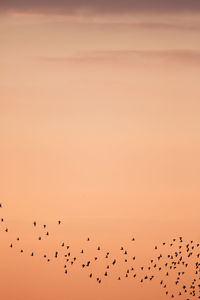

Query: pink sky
(0, 3), (200, 299)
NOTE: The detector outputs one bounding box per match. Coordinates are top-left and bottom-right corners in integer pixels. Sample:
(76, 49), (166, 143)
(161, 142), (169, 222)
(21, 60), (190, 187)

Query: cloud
(130, 22), (200, 31)
(38, 49), (200, 67)
(1, 0), (200, 16)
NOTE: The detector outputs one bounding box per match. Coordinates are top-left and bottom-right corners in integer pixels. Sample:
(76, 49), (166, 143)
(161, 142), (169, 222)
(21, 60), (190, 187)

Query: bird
(112, 259), (116, 265)
(86, 261), (90, 267)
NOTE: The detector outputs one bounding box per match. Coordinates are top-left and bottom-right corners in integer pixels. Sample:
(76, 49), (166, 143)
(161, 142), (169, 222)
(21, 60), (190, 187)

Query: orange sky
(0, 3), (200, 299)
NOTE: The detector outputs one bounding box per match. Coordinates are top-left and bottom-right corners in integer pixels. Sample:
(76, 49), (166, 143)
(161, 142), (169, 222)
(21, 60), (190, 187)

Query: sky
(0, 1), (200, 299)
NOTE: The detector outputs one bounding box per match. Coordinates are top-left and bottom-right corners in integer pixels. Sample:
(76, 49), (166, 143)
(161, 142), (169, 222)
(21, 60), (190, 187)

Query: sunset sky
(1, 1), (200, 299)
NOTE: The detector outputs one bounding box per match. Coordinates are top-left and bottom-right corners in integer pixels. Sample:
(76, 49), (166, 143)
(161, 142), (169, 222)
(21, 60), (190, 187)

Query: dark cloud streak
(1, 0), (200, 15)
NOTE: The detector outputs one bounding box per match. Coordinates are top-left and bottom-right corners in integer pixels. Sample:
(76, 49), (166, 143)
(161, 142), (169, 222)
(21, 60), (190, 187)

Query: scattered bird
(1, 203), (200, 300)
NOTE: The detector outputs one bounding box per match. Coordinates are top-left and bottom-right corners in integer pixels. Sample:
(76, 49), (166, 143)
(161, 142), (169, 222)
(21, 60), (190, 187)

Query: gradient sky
(0, 1), (200, 299)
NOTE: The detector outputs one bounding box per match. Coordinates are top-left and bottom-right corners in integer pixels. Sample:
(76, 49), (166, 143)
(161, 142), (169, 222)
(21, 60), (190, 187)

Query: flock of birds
(1, 202), (200, 299)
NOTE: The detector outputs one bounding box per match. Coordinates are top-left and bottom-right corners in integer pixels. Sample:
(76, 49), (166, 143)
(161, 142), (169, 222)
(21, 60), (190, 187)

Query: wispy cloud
(1, 0), (200, 16)
(38, 49), (200, 67)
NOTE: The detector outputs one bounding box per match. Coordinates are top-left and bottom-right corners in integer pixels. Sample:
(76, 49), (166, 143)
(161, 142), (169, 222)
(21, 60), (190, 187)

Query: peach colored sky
(0, 3), (200, 299)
